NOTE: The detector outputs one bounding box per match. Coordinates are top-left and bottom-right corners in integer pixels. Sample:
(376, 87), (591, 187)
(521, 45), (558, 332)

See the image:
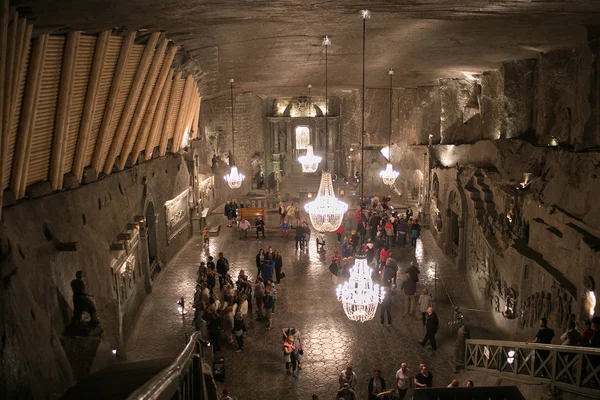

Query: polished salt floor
(125, 213), (500, 399)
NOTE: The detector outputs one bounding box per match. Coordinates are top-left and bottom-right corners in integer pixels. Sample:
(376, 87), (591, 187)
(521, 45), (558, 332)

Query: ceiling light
(225, 78), (245, 189)
(379, 68), (399, 187)
(336, 254), (384, 323)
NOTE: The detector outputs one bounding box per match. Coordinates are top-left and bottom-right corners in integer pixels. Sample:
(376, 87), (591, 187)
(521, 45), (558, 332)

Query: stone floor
(125, 212), (503, 400)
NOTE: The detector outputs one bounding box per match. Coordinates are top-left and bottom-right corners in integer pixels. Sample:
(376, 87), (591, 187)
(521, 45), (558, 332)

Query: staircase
(279, 168), (326, 200)
(60, 358), (173, 400)
(464, 169), (497, 226)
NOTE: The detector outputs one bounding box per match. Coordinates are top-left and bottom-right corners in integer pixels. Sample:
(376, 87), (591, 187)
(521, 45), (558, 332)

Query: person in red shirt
(355, 207), (362, 230)
(582, 319), (594, 346)
(335, 224), (345, 243)
(380, 246), (391, 266)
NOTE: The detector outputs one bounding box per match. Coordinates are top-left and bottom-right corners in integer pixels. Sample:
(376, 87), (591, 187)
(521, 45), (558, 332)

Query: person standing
(582, 319), (594, 346)
(419, 307), (439, 350)
(414, 364), (433, 388)
(561, 320), (582, 346)
(339, 363), (357, 390)
(367, 370), (387, 400)
(261, 260), (275, 283)
(396, 217), (408, 248)
(263, 285), (275, 330)
(335, 223), (345, 243)
(401, 273), (417, 317)
(274, 250), (283, 283)
(418, 289), (432, 327)
(337, 383), (356, 400)
(232, 311), (247, 353)
(224, 201), (232, 227)
(528, 317), (555, 344)
(255, 249), (265, 278)
(279, 202), (286, 224)
(395, 363), (411, 400)
(341, 237), (352, 258)
(411, 219), (421, 247)
(380, 284), (393, 326)
(216, 252), (229, 290)
(206, 256), (217, 293)
(283, 335), (298, 377)
(406, 261), (420, 283)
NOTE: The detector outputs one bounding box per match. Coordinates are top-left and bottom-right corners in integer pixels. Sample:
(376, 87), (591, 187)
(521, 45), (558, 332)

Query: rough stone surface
(502, 60), (537, 139)
(440, 79), (481, 144)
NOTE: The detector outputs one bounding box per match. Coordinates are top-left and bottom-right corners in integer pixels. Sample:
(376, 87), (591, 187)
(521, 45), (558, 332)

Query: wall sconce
(339, 189), (345, 197)
(549, 136), (559, 147)
(428, 134), (433, 147)
(307, 192), (313, 199)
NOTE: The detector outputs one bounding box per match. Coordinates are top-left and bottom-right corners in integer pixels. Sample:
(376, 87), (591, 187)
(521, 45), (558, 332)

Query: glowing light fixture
(224, 78), (245, 189)
(379, 69), (399, 186)
(298, 84), (321, 173)
(305, 35), (347, 232)
(336, 253), (384, 322)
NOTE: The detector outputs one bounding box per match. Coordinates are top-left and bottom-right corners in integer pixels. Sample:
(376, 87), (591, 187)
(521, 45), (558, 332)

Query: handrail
(465, 338), (600, 398)
(127, 331), (207, 400)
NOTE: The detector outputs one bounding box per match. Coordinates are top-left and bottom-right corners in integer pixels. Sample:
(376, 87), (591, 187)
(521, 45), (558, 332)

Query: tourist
(401, 273), (417, 316)
(383, 257), (397, 286)
(395, 363), (411, 400)
(341, 237), (352, 258)
(295, 222), (310, 250)
(246, 277), (265, 319)
(466, 380), (474, 387)
(232, 311), (247, 353)
(286, 203), (295, 226)
(350, 230), (360, 253)
(582, 319), (594, 346)
(406, 261), (420, 283)
(380, 246), (391, 272)
(281, 327), (303, 369)
(216, 252), (229, 290)
(274, 250), (283, 283)
(329, 256), (340, 285)
(206, 256), (216, 292)
(367, 369), (387, 400)
(368, 211), (381, 240)
(385, 218), (395, 247)
(283, 335), (298, 377)
(266, 279), (278, 312)
(239, 217), (251, 239)
(264, 285), (275, 330)
(528, 317), (555, 344)
(337, 383), (356, 400)
(294, 202), (301, 226)
(221, 305), (234, 344)
(207, 309), (221, 353)
(255, 216), (266, 238)
(339, 363), (357, 390)
(266, 246), (275, 261)
(396, 217), (408, 248)
(261, 260), (275, 283)
(203, 227), (210, 246)
(418, 289), (432, 327)
(279, 201), (286, 224)
(222, 388), (233, 400)
(230, 200), (239, 223)
(197, 261), (207, 283)
(414, 364), (433, 388)
(281, 219), (290, 236)
(419, 307), (439, 351)
(364, 239), (375, 265)
(224, 200), (232, 227)
(561, 319), (582, 346)
(411, 219), (421, 247)
(335, 223), (345, 243)
(380, 284), (393, 326)
(447, 379), (459, 388)
(255, 249), (265, 277)
(374, 232), (385, 264)
(406, 206), (413, 220)
(355, 206), (363, 231)
(233, 294), (248, 320)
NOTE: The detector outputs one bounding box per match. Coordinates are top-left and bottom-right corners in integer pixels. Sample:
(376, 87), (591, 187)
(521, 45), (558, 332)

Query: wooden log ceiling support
(172, 75), (194, 153)
(91, 32), (135, 175)
(104, 32), (160, 174)
(158, 71), (181, 156)
(0, 0), (7, 218)
(118, 36), (168, 170)
(72, 30), (110, 182)
(181, 92), (199, 146)
(145, 69), (173, 160)
(131, 44), (177, 163)
(50, 31), (79, 190)
(11, 34), (47, 199)
(192, 93), (201, 139)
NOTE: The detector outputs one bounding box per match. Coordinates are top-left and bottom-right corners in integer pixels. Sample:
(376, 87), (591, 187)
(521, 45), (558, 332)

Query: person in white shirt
(239, 218), (251, 239)
(339, 363), (357, 390)
(418, 289), (432, 327)
(233, 294), (249, 319)
(395, 363), (411, 400)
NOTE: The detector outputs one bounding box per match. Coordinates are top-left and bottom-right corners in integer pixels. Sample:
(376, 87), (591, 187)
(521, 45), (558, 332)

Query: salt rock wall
(440, 79), (481, 144)
(0, 155), (192, 399)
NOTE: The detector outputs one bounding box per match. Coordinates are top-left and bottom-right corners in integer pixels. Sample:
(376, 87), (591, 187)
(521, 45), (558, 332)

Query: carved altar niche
(165, 189), (190, 243)
(198, 176), (214, 210)
(110, 228), (141, 307)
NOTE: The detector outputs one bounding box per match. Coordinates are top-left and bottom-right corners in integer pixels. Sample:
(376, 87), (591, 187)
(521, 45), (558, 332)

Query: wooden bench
(238, 207), (266, 221)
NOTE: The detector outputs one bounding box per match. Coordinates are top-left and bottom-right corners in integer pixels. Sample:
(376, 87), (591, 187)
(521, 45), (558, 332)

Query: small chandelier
(336, 254), (384, 323)
(305, 171), (348, 232)
(225, 78), (245, 189)
(298, 144), (321, 173)
(379, 68), (399, 187)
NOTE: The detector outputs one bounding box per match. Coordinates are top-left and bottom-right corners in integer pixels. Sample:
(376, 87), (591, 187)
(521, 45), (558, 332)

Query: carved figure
(563, 295), (572, 330)
(528, 295), (535, 328)
(494, 295), (501, 313)
(70, 270), (100, 326)
(545, 293), (552, 318)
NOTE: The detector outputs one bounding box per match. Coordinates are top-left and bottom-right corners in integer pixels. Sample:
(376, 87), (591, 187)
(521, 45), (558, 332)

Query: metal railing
(465, 339), (600, 397)
(127, 332), (209, 400)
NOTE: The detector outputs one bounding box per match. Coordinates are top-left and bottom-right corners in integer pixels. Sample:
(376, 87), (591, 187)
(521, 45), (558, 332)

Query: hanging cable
(229, 78), (235, 164)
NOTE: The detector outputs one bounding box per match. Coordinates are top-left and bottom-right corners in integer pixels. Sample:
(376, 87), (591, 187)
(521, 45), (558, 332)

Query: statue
(70, 270), (100, 327)
(563, 295), (572, 330)
(545, 292), (552, 318)
(528, 295), (535, 328)
(494, 295), (501, 313)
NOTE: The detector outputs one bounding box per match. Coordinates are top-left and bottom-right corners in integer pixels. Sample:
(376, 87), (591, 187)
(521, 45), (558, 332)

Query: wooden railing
(465, 339), (600, 397)
(127, 332), (209, 400)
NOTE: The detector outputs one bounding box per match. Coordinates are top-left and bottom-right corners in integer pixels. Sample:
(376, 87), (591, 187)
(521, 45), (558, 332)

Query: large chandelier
(379, 68), (399, 187)
(305, 171), (348, 232)
(298, 144), (321, 173)
(225, 78), (245, 189)
(336, 254), (384, 323)
(298, 84), (321, 173)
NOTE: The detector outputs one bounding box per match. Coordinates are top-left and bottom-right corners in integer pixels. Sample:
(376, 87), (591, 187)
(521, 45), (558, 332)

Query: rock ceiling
(12, 0), (600, 98)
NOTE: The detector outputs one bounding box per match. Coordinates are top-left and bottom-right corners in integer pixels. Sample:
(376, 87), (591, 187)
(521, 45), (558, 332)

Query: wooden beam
(104, 32), (159, 174)
(181, 91), (199, 147)
(0, 0), (7, 218)
(172, 75), (194, 153)
(192, 92), (201, 139)
(145, 69), (173, 160)
(158, 71), (181, 156)
(50, 31), (79, 190)
(11, 34), (47, 199)
(72, 30), (110, 182)
(91, 31), (135, 174)
(118, 37), (168, 170)
(131, 44), (177, 163)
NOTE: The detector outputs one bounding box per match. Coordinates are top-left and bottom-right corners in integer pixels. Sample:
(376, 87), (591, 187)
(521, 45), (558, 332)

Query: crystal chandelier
(298, 144), (321, 173)
(336, 254), (384, 323)
(225, 78), (245, 189)
(305, 35), (348, 232)
(379, 68), (399, 187)
(305, 171), (348, 232)
(298, 84), (321, 173)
